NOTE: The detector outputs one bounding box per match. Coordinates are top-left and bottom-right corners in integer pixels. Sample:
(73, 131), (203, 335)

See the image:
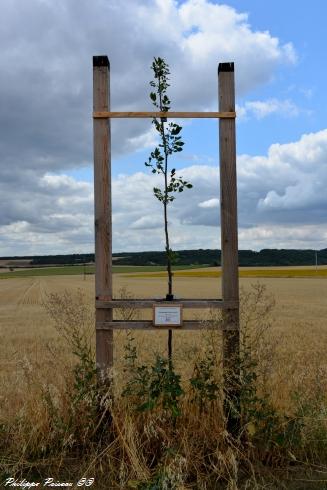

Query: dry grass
(0, 272), (327, 488)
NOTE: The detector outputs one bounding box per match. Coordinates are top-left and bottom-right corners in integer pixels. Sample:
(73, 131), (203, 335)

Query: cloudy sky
(1, 0), (327, 256)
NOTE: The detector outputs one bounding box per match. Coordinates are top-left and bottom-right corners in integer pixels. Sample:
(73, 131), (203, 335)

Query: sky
(1, 0), (327, 256)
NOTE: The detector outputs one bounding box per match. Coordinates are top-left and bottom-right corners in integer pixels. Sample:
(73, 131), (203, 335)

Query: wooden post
(218, 62), (240, 435)
(93, 56), (113, 379)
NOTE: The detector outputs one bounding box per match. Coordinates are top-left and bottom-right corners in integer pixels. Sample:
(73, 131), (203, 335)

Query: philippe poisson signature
(3, 478), (95, 488)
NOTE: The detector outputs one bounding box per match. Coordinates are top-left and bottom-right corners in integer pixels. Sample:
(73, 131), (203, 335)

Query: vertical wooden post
(93, 56), (113, 379)
(218, 62), (240, 435)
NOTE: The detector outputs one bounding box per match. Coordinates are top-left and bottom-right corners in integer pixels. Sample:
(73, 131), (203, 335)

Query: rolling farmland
(1, 266), (326, 360)
(1, 267), (327, 487)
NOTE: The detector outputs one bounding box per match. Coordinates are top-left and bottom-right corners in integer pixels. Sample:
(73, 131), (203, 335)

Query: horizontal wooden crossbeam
(96, 320), (238, 331)
(93, 111), (236, 119)
(96, 298), (239, 309)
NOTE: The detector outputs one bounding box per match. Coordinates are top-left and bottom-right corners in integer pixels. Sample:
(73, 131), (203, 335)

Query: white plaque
(153, 304), (182, 327)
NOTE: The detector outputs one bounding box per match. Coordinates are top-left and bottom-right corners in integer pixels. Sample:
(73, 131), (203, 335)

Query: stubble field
(1, 268), (326, 406)
(1, 268), (327, 488)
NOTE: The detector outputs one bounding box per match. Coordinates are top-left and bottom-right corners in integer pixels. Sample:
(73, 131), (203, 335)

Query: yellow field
(1, 268), (326, 323)
(1, 268), (326, 334)
(128, 265), (327, 278)
(1, 269), (326, 422)
(1, 269), (326, 377)
(1, 269), (327, 487)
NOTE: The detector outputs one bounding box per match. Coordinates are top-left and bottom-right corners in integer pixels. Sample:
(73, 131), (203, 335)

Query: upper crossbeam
(93, 111), (236, 119)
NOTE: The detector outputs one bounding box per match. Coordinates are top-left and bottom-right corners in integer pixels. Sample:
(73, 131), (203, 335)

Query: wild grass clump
(1, 285), (327, 488)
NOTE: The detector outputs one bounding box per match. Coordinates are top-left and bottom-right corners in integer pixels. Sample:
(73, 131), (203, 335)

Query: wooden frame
(95, 298), (238, 309)
(96, 321), (238, 331)
(93, 111), (236, 119)
(93, 56), (113, 376)
(92, 56), (240, 432)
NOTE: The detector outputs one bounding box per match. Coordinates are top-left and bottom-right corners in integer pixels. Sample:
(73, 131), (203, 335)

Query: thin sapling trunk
(144, 57), (193, 368)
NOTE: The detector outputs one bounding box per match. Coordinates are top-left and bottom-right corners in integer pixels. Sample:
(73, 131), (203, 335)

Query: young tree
(144, 57), (193, 365)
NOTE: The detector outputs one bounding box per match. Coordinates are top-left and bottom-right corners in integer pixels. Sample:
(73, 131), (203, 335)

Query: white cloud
(198, 198), (220, 208)
(40, 174), (91, 192)
(239, 225), (327, 250)
(131, 215), (163, 230)
(1, 126), (327, 254)
(237, 98), (300, 120)
(179, 1), (296, 87)
(0, 0), (296, 176)
(126, 126), (159, 153)
(3, 0), (319, 255)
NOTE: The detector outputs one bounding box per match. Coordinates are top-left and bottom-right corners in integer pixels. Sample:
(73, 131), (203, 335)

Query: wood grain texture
(93, 111), (236, 119)
(95, 299), (239, 309)
(218, 62), (240, 435)
(93, 56), (113, 376)
(219, 67), (239, 306)
(96, 320), (238, 331)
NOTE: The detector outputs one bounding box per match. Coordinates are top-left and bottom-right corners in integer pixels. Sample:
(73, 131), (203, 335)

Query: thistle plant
(144, 57), (193, 364)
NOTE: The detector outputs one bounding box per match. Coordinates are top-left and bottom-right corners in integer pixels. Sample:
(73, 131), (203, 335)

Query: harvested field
(1, 268), (326, 370)
(1, 268), (327, 488)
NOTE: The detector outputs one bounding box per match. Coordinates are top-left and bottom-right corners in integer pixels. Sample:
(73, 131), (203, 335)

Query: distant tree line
(1, 249), (326, 267)
(110, 248), (327, 267)
(30, 254), (94, 265)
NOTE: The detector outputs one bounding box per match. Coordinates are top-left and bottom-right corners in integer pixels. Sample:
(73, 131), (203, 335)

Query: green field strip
(0, 264), (207, 279)
(0, 265), (93, 278)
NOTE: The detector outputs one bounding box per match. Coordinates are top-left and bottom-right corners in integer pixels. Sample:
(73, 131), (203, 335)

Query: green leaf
(137, 400), (155, 412)
(171, 126), (182, 135)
